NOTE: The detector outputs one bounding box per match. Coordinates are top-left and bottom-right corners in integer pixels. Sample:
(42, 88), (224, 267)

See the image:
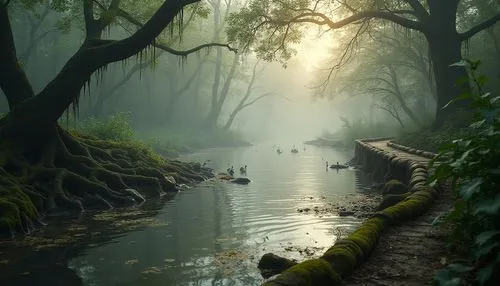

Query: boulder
(231, 177), (251, 185)
(377, 193), (410, 210)
(382, 179), (408, 195)
(329, 164), (349, 169)
(258, 253), (298, 279)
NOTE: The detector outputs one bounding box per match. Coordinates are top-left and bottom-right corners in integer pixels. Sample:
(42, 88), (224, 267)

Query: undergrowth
(431, 60), (500, 285)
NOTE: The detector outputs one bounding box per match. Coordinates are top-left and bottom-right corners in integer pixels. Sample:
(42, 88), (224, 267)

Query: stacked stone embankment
(259, 139), (442, 286)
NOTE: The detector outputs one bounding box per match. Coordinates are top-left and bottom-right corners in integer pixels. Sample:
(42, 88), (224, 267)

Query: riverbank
(0, 131), (215, 239)
(343, 183), (451, 285)
(296, 193), (382, 219)
(304, 137), (351, 148)
(257, 138), (449, 285)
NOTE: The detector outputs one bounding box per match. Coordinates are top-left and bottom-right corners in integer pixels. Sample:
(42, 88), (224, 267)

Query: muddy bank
(296, 193), (382, 219)
(304, 137), (351, 148)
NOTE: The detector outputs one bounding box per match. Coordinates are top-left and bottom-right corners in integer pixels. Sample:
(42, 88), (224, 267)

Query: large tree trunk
(426, 0), (471, 128)
(0, 0), (215, 236)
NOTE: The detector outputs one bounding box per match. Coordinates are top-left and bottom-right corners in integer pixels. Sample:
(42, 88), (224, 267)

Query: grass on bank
(61, 112), (248, 158)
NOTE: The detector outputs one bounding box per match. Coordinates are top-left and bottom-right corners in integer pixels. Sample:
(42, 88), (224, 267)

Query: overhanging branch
(402, 0), (429, 20)
(459, 12), (500, 41)
(265, 10), (424, 32)
(116, 7), (237, 55)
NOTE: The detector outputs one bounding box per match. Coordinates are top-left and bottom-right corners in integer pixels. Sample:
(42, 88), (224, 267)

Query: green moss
(321, 245), (358, 276)
(382, 179), (408, 195)
(330, 239), (364, 263)
(0, 183), (38, 231)
(263, 259), (341, 286)
(378, 192), (411, 210)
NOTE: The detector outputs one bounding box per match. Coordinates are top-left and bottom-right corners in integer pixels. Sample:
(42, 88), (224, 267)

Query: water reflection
(1, 144), (373, 286)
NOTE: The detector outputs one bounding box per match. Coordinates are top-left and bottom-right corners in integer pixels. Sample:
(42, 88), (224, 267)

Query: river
(0, 143), (374, 286)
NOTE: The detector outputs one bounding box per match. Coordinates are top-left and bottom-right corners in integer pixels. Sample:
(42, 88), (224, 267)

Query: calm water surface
(1, 143), (373, 286)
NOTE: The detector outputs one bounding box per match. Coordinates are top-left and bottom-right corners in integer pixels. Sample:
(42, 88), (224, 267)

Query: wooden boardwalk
(343, 140), (452, 286)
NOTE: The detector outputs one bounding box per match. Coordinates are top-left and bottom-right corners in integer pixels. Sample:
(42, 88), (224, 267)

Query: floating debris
(125, 259), (139, 265)
(141, 266), (162, 275)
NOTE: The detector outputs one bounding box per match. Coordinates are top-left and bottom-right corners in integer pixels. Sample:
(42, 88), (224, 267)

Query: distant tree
(223, 60), (275, 130)
(227, 0), (500, 127)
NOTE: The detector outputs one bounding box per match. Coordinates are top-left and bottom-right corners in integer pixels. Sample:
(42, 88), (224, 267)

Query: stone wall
(259, 139), (441, 286)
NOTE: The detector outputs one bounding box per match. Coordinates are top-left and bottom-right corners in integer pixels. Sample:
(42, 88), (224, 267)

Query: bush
(76, 112), (135, 141)
(431, 60), (500, 285)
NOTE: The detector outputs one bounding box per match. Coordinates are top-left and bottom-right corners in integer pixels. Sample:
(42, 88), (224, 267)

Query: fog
(2, 0), (499, 152)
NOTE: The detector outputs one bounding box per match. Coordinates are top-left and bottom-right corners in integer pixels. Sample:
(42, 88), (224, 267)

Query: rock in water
(382, 179), (408, 195)
(230, 177), (251, 185)
(258, 253), (297, 279)
(329, 164), (349, 169)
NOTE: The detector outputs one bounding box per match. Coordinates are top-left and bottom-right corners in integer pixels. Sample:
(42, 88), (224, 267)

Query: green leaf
(474, 195), (500, 215)
(442, 93), (473, 110)
(482, 110), (498, 124)
(434, 268), (461, 286)
(476, 75), (489, 86)
(458, 178), (482, 200)
(450, 60), (467, 67)
(474, 241), (499, 259)
(450, 148), (476, 168)
(490, 95), (500, 104)
(475, 231), (500, 246)
(477, 264), (494, 286)
(448, 263), (474, 273)
(470, 119), (485, 128)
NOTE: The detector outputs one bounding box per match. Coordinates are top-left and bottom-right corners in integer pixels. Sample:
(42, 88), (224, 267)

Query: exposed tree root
(0, 126), (212, 237)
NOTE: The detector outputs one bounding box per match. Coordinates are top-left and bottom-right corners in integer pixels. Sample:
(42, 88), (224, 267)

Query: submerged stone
(230, 177), (251, 185)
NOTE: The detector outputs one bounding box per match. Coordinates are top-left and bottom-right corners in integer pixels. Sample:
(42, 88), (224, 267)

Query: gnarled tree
(0, 0), (235, 235)
(227, 0), (500, 127)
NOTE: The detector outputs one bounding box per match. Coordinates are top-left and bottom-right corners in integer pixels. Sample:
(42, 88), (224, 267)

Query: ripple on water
(1, 144), (372, 286)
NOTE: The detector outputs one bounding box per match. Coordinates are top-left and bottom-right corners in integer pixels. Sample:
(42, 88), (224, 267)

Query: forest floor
(342, 140), (453, 286)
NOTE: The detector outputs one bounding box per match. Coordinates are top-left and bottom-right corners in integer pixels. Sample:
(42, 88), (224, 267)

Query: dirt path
(343, 140), (452, 286)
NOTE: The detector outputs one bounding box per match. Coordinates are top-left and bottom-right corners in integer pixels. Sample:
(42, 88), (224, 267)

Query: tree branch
(0, 4), (35, 110)
(116, 7), (238, 54)
(31, 0), (203, 123)
(241, 91), (274, 109)
(459, 12), (500, 41)
(264, 10), (424, 32)
(402, 0), (429, 20)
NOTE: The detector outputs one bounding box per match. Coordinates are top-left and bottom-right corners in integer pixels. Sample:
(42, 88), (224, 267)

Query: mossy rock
(258, 253), (297, 279)
(331, 239), (364, 264)
(377, 193), (411, 210)
(382, 179), (408, 195)
(263, 259), (341, 286)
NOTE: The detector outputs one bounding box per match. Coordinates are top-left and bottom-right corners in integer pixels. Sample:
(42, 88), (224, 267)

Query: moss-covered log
(0, 125), (212, 237)
(261, 138), (439, 286)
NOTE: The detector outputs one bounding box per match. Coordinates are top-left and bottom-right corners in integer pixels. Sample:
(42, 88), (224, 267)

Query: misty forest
(0, 0), (499, 285)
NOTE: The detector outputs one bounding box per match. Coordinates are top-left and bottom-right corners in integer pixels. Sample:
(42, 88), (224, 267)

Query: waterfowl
(227, 166), (235, 176)
(240, 165), (247, 174)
